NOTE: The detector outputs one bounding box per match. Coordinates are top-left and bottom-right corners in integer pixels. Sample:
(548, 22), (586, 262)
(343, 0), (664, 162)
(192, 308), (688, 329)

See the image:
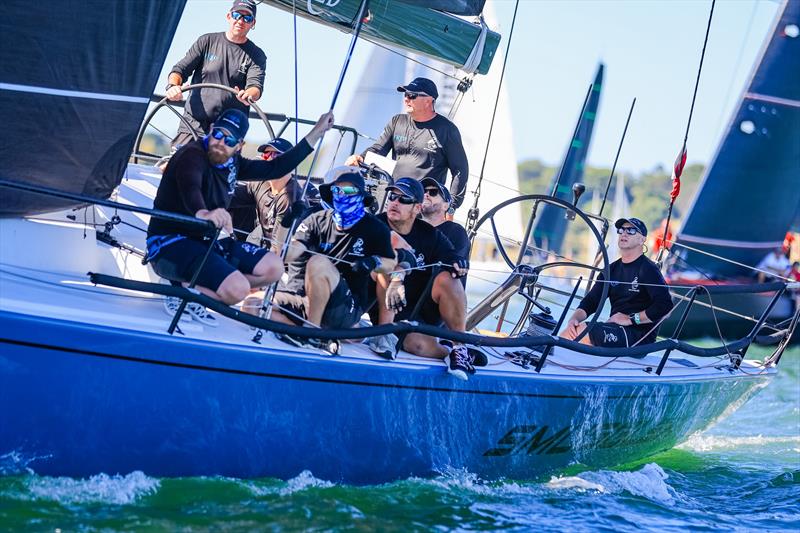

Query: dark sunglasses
(617, 226), (639, 235)
(231, 12), (254, 23)
(331, 185), (361, 196)
(388, 192), (416, 205)
(404, 92), (428, 100)
(210, 128), (240, 148)
(424, 187), (440, 197)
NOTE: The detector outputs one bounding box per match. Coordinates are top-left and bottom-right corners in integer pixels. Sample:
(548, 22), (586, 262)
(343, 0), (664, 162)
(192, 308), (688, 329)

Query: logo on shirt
(227, 166), (238, 195)
(603, 331), (619, 343)
(237, 60), (248, 75)
(416, 252), (425, 268)
(351, 237), (365, 257)
(205, 52), (218, 62)
(394, 134), (408, 143)
(629, 276), (640, 293)
(425, 138), (439, 152)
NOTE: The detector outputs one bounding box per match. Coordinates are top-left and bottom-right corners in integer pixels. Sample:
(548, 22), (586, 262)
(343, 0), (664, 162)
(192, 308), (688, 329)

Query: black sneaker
(446, 344), (473, 381)
(276, 333), (338, 355)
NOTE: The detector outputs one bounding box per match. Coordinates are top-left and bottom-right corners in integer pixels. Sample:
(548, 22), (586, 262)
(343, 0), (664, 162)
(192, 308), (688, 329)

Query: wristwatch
(629, 312), (641, 325)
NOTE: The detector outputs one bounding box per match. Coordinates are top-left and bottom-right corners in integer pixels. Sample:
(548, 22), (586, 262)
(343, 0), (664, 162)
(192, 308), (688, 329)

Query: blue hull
(0, 310), (768, 483)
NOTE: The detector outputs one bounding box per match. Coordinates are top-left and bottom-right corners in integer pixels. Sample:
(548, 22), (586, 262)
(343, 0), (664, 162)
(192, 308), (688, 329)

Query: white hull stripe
(0, 83), (148, 104)
(679, 233), (783, 249)
(744, 92), (800, 109)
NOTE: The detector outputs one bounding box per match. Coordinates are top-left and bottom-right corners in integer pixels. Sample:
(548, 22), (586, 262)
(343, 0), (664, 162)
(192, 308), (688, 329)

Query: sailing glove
(352, 255), (382, 273)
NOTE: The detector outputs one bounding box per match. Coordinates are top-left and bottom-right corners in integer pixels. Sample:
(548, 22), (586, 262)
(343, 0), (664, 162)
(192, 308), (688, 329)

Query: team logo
(237, 61), (248, 75)
(629, 276), (640, 293)
(227, 166), (238, 195)
(416, 252), (425, 267)
(308, 0), (341, 15)
(425, 138), (439, 152)
(351, 237), (365, 256)
(205, 52), (218, 62)
(603, 331), (618, 343)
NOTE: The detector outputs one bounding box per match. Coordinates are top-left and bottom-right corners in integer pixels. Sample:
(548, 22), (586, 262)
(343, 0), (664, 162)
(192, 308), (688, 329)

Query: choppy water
(1, 346), (798, 531)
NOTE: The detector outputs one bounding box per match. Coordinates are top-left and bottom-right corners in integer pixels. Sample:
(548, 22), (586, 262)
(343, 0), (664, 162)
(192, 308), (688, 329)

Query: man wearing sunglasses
(147, 108), (334, 318)
(420, 178), (471, 284)
(560, 218), (673, 349)
(345, 77), (469, 213)
(164, 0), (266, 148)
(368, 178), (476, 380)
(270, 167), (396, 340)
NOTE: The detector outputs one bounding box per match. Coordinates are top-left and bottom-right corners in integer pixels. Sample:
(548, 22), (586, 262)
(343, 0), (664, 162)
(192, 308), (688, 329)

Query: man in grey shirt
(346, 77), (469, 213)
(164, 0), (266, 147)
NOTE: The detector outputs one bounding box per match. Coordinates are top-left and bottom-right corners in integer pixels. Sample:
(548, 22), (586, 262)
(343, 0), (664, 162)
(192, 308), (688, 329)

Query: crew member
(420, 177), (470, 278)
(164, 0), (266, 148)
(345, 77), (469, 212)
(271, 168), (396, 339)
(560, 218), (674, 348)
(146, 108), (333, 321)
(371, 177), (475, 380)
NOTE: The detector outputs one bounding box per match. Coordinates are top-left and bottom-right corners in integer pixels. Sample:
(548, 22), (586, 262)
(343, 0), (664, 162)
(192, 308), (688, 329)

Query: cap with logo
(614, 217), (648, 236)
(230, 0), (256, 17)
(420, 177), (452, 205)
(396, 77), (439, 99)
(319, 166), (367, 204)
(212, 108), (249, 141)
(387, 177), (424, 204)
(257, 137), (293, 154)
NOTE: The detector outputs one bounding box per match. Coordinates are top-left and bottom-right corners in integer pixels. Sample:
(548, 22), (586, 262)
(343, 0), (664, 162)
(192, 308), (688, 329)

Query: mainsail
(674, 0), (800, 277)
(260, 0), (500, 74)
(0, 1), (186, 217)
(532, 64), (604, 253)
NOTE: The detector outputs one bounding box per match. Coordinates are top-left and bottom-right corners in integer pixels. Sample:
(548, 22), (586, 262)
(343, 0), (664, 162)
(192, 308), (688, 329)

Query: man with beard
(420, 177), (470, 281)
(370, 178), (475, 380)
(560, 218), (674, 347)
(146, 108), (333, 324)
(270, 168), (396, 343)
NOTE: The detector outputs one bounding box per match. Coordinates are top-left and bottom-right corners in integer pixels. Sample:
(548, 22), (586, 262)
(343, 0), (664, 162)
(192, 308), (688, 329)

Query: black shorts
(587, 323), (646, 348)
(274, 278), (361, 329)
(148, 236), (267, 292)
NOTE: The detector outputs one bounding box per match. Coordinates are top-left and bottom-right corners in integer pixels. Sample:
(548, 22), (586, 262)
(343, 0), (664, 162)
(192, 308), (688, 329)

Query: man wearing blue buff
(146, 107), (334, 324)
(271, 167), (396, 338)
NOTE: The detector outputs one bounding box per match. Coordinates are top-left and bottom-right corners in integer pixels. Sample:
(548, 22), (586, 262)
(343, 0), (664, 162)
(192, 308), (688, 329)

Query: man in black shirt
(371, 178), (475, 380)
(164, 0), (266, 147)
(146, 108), (333, 313)
(420, 178), (470, 284)
(271, 168), (396, 332)
(345, 77), (469, 212)
(560, 218), (674, 348)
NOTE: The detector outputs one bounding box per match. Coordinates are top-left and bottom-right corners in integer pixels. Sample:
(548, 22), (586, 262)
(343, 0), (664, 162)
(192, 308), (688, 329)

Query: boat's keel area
(0, 308), (769, 483)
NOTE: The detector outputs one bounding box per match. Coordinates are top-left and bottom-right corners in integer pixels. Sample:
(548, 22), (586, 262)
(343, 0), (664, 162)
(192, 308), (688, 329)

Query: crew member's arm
(565, 275), (603, 335)
(346, 116), (397, 166)
(239, 112), (334, 181)
(640, 267), (674, 324)
(165, 35), (206, 102)
(446, 127), (469, 210)
(235, 48), (266, 105)
(174, 153), (233, 233)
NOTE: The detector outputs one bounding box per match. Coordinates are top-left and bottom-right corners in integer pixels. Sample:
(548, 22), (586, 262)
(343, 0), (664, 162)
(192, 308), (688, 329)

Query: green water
(1, 346), (797, 531)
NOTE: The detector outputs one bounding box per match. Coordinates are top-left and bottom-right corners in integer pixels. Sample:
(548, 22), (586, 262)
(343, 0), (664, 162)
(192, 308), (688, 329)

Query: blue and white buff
(332, 193), (365, 229)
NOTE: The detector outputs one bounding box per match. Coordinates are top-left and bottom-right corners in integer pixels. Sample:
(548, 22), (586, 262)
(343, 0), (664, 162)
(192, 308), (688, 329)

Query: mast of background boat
(253, 0), (371, 335)
(466, 0), (521, 238)
(656, 0), (716, 266)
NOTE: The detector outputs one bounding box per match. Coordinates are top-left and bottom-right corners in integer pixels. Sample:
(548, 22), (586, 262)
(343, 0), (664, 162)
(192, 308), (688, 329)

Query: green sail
(261, 0), (500, 75)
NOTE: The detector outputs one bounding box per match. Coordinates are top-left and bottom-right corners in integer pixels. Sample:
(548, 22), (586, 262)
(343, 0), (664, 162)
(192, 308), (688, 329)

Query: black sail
(0, 1), (187, 216)
(674, 0), (800, 277)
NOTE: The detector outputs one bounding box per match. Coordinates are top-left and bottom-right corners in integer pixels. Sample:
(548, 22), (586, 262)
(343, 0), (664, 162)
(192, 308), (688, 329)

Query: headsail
(260, 0), (500, 74)
(674, 0), (800, 277)
(0, 1), (186, 217)
(533, 63), (604, 253)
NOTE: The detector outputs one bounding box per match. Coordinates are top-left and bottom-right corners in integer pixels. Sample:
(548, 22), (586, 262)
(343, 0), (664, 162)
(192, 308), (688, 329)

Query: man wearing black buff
(560, 217), (674, 348)
(271, 167), (396, 340)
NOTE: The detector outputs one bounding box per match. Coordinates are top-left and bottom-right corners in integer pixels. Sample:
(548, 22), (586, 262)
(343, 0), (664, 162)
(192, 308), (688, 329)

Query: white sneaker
(186, 302), (219, 327)
(366, 333), (399, 360)
(163, 296), (190, 322)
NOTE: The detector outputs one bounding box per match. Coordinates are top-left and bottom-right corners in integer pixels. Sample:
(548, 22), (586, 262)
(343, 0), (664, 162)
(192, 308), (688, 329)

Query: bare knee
(306, 255), (338, 287)
(216, 272), (250, 305)
(252, 252), (283, 284)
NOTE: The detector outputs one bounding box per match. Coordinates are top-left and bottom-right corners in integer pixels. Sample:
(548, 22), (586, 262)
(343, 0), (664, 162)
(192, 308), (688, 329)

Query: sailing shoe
(446, 344), (474, 381)
(366, 333), (399, 360)
(163, 296), (190, 322)
(186, 302), (219, 327)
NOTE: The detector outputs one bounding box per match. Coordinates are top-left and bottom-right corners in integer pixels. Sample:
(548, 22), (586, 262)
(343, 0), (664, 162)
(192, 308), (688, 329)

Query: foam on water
(20, 471), (159, 505)
(549, 463), (677, 505)
(279, 470), (335, 495)
(678, 434), (800, 452)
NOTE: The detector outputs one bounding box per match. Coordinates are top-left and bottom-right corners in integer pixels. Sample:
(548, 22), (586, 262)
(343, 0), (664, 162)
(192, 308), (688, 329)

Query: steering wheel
(132, 83), (276, 164)
(470, 194), (611, 343)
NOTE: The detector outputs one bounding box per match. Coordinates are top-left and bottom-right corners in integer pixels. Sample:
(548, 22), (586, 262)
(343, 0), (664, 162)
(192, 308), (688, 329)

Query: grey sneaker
(366, 333), (399, 360)
(446, 344), (474, 381)
(186, 302), (219, 327)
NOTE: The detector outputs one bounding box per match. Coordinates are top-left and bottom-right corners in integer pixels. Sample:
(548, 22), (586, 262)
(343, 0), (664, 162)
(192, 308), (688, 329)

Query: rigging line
(467, 0), (521, 230)
(598, 98), (636, 217)
(293, 0), (299, 144)
(365, 39), (460, 80)
(666, 238), (793, 282)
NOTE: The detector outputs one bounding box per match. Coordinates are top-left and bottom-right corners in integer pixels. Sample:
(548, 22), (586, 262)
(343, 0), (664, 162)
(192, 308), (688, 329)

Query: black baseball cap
(257, 137), (293, 154)
(397, 77), (438, 99)
(212, 108), (249, 141)
(387, 177), (424, 204)
(319, 166), (366, 204)
(420, 177), (452, 205)
(615, 217), (648, 236)
(230, 0), (256, 17)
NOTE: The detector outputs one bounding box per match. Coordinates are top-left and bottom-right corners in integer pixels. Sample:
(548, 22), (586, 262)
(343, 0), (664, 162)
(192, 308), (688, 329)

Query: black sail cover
(0, 1), (186, 216)
(674, 0), (800, 277)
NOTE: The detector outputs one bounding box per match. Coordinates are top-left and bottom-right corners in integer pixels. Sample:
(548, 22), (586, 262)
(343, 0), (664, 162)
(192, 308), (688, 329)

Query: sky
(156, 0), (781, 174)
